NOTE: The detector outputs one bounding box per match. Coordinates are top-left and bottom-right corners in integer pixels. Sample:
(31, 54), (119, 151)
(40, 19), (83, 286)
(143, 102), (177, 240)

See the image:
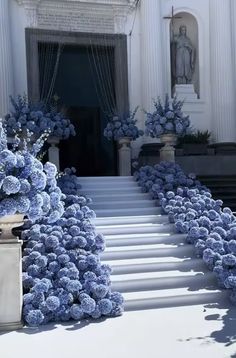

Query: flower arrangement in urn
(0, 123), (64, 224)
(104, 108), (144, 141)
(4, 95), (76, 140)
(145, 94), (190, 138)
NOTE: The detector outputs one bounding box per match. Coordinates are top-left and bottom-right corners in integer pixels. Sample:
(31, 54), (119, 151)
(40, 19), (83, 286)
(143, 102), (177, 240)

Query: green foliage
(178, 130), (211, 145)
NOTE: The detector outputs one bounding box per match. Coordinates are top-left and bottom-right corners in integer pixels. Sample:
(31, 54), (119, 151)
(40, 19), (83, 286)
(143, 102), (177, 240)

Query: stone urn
(117, 137), (132, 176)
(0, 213), (24, 241)
(47, 136), (60, 146)
(159, 133), (177, 162)
(0, 213), (24, 331)
(47, 136), (60, 170)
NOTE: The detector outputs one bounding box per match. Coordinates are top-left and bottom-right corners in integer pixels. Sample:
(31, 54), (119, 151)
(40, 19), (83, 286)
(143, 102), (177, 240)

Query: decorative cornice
(15, 0), (137, 33)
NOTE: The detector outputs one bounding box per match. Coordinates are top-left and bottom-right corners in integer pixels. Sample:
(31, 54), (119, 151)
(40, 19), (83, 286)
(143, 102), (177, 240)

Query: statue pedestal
(0, 214), (24, 331)
(48, 137), (60, 171)
(118, 137), (131, 176)
(173, 84), (198, 100)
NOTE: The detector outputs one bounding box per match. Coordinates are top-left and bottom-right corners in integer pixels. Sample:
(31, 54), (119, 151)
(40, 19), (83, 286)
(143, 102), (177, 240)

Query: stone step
(105, 233), (185, 247)
(95, 207), (162, 217)
(123, 288), (228, 311)
(210, 187), (236, 194)
(112, 271), (216, 293)
(104, 256), (194, 267)
(105, 242), (185, 253)
(101, 244), (194, 261)
(111, 257), (206, 275)
(81, 187), (143, 195)
(97, 222), (174, 235)
(79, 182), (138, 189)
(79, 176), (134, 181)
(90, 200), (157, 210)
(103, 232), (181, 240)
(92, 214), (168, 226)
(89, 193), (151, 202)
(111, 267), (208, 282)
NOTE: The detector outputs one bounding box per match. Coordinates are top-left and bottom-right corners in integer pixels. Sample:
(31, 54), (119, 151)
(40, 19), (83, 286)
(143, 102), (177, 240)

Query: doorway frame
(25, 28), (129, 116)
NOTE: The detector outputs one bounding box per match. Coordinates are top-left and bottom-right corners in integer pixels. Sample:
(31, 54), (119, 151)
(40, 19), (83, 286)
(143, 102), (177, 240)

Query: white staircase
(79, 176), (228, 311)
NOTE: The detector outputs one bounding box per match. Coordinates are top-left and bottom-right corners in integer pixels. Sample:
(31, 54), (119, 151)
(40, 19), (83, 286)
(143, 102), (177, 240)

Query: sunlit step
(97, 222), (173, 235)
(105, 256), (194, 267)
(101, 244), (195, 261)
(95, 207), (162, 217)
(105, 233), (186, 247)
(103, 232), (181, 240)
(93, 215), (167, 226)
(81, 187), (143, 195)
(111, 269), (208, 282)
(112, 271), (217, 293)
(111, 258), (206, 275)
(89, 193), (151, 202)
(80, 182), (138, 189)
(105, 242), (186, 253)
(90, 200), (157, 210)
(79, 176), (134, 182)
(123, 289), (228, 311)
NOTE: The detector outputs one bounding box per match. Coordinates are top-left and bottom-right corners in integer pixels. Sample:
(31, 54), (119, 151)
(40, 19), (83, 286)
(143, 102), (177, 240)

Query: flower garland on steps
(134, 162), (236, 304)
(22, 168), (124, 326)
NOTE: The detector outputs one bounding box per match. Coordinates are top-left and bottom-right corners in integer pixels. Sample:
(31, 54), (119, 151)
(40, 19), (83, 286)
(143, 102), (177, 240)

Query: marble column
(210, 0), (236, 142)
(230, 0), (236, 95)
(0, 0), (14, 118)
(140, 0), (164, 113)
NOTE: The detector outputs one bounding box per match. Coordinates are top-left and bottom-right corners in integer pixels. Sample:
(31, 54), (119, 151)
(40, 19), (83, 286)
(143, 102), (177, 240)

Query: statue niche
(169, 12), (199, 98)
(171, 25), (195, 85)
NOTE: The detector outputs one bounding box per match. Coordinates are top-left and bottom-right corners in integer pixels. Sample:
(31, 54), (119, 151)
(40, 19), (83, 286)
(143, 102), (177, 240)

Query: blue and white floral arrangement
(134, 161), (236, 305)
(0, 123), (64, 222)
(145, 94), (190, 138)
(22, 168), (124, 326)
(104, 108), (144, 141)
(4, 95), (76, 140)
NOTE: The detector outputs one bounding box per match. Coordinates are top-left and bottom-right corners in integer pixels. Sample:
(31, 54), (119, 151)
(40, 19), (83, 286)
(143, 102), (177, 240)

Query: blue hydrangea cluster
(134, 161), (203, 199)
(0, 125), (64, 222)
(159, 188), (236, 303)
(135, 161), (236, 305)
(104, 108), (144, 141)
(22, 169), (124, 326)
(145, 94), (190, 137)
(4, 95), (76, 140)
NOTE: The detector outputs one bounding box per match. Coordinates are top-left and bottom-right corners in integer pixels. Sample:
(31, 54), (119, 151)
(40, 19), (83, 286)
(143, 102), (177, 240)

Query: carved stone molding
(15, 0), (137, 32)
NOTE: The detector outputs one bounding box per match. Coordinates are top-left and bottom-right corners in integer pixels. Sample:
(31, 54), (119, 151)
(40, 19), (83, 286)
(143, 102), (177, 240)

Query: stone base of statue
(160, 134), (177, 163)
(118, 137), (131, 176)
(48, 137), (60, 170)
(0, 214), (24, 331)
(173, 84), (198, 100)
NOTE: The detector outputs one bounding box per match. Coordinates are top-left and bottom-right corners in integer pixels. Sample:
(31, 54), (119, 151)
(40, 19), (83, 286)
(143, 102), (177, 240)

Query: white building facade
(1, 0), (236, 159)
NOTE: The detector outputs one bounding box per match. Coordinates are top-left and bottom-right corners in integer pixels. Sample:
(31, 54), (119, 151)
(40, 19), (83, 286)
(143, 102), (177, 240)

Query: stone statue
(171, 25), (195, 85)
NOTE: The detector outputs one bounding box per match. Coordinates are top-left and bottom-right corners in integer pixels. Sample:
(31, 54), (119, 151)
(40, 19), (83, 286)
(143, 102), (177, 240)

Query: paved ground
(1, 301), (236, 358)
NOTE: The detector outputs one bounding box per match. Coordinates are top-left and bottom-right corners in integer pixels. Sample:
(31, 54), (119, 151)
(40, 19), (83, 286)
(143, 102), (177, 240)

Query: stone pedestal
(48, 137), (60, 170)
(160, 145), (175, 163)
(118, 137), (131, 176)
(173, 84), (198, 100)
(0, 214), (24, 331)
(160, 134), (177, 163)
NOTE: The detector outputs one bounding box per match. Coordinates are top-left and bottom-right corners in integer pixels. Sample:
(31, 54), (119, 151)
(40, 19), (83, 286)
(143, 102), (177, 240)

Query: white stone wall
(3, 0), (236, 155)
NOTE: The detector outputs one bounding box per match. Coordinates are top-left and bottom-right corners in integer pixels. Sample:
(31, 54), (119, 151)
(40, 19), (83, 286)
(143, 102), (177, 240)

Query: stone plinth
(0, 240), (23, 331)
(118, 138), (131, 176)
(48, 137), (60, 170)
(173, 84), (198, 100)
